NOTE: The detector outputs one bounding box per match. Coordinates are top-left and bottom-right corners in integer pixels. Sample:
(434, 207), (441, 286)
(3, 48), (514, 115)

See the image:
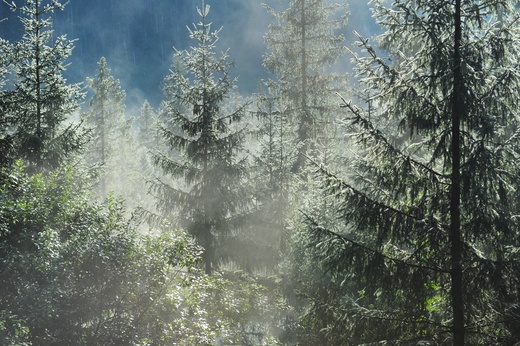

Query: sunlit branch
(336, 92), (448, 181)
(307, 154), (426, 224)
(301, 209), (449, 274)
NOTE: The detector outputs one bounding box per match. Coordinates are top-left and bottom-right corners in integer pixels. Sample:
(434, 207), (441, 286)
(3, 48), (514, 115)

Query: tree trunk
(450, 0), (465, 344)
(35, 0), (43, 170)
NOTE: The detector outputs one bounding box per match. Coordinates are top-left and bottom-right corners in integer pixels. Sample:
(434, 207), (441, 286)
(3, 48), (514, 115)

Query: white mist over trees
(264, 0), (348, 172)
(1, 0), (520, 345)
(248, 86), (297, 269)
(151, 1), (250, 275)
(83, 57), (127, 199)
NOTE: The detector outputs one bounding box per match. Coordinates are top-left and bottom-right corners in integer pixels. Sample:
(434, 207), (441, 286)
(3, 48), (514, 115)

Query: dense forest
(1, 0), (520, 345)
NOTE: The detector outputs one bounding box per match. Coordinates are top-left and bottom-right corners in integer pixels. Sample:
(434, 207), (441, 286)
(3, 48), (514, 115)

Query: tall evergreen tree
(2, 0), (85, 173)
(152, 0), (248, 275)
(245, 83), (299, 272)
(304, 0), (520, 344)
(135, 99), (158, 153)
(134, 100), (159, 184)
(83, 56), (126, 199)
(263, 0), (348, 172)
(129, 100), (159, 213)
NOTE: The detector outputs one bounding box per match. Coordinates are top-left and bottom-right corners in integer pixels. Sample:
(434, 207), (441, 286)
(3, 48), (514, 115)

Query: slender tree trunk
(450, 0), (465, 344)
(294, 0), (309, 173)
(35, 0), (43, 170)
(279, 105), (287, 252)
(100, 107), (106, 198)
(202, 120), (212, 275)
(200, 6), (213, 275)
(301, 0), (307, 133)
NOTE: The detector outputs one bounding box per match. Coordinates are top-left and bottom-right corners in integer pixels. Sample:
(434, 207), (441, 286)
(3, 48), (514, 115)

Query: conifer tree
(135, 100), (158, 153)
(3, 0), (85, 173)
(263, 0), (348, 172)
(83, 57), (126, 198)
(245, 84), (298, 271)
(152, 0), (248, 275)
(304, 1), (520, 344)
(134, 100), (159, 183)
(126, 100), (159, 212)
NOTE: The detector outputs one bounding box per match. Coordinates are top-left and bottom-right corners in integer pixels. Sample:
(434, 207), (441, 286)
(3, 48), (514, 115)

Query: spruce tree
(135, 100), (158, 153)
(263, 0), (348, 172)
(3, 0), (85, 173)
(254, 89), (291, 248)
(245, 83), (299, 272)
(134, 99), (159, 181)
(304, 0), (520, 344)
(129, 100), (159, 213)
(83, 57), (126, 199)
(152, 0), (248, 275)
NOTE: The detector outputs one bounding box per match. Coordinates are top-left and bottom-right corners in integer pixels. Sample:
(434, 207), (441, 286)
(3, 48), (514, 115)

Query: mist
(0, 0), (393, 344)
(5, 0), (520, 344)
(1, 0), (377, 109)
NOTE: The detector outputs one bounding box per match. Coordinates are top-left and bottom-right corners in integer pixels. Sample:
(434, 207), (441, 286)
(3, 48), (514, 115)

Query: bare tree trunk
(450, 0), (465, 344)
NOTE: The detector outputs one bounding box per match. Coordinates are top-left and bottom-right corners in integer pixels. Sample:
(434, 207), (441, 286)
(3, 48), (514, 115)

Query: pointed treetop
(197, 0), (209, 18)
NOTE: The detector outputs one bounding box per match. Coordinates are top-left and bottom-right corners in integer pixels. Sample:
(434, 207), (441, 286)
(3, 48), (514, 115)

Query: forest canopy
(1, 0), (520, 345)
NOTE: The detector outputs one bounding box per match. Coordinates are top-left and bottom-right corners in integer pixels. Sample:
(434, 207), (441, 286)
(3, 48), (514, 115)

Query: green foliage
(152, 0), (250, 274)
(157, 270), (281, 345)
(264, 0), (348, 172)
(0, 163), (281, 345)
(277, 175), (354, 345)
(300, 0), (520, 344)
(0, 37), (14, 169)
(1, 0), (86, 173)
(1, 164), (151, 344)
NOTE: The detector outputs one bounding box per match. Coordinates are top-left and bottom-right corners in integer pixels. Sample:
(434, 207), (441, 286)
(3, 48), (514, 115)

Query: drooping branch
(302, 210), (449, 274)
(336, 93), (447, 183)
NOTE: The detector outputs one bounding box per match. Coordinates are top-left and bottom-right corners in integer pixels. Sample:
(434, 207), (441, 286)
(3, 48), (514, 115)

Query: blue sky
(0, 0), (378, 110)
